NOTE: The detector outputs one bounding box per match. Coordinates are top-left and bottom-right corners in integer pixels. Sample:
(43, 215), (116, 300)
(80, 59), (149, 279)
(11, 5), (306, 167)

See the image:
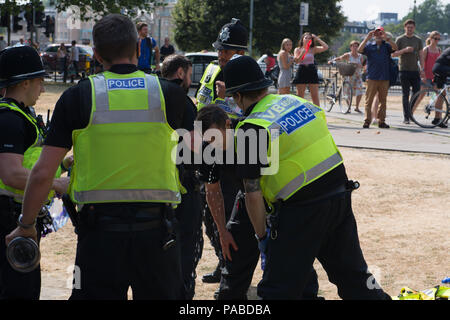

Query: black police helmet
(224, 55), (272, 96)
(0, 46), (46, 88)
(212, 18), (248, 51)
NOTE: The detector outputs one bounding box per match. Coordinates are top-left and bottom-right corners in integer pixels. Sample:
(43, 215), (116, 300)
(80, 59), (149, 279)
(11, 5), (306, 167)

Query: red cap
(375, 26), (385, 31)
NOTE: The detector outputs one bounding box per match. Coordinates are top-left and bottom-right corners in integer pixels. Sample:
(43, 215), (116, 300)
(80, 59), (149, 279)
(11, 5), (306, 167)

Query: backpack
(389, 57), (399, 87)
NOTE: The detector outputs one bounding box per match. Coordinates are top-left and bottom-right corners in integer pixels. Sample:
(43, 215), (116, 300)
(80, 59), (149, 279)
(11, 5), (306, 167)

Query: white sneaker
(371, 119), (378, 125)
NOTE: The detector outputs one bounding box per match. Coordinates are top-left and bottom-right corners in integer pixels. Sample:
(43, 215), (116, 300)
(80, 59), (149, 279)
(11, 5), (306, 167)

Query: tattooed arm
(243, 178), (267, 238)
(205, 181), (238, 261)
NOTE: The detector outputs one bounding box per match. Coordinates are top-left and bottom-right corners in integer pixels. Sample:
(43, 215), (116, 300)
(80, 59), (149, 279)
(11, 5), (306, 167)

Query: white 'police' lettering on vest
(276, 103), (316, 135)
(107, 78), (146, 91)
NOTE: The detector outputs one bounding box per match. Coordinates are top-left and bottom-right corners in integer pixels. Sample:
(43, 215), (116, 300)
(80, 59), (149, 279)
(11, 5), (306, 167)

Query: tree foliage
(173, 0), (346, 61)
(384, 0), (449, 37)
(54, 0), (165, 20)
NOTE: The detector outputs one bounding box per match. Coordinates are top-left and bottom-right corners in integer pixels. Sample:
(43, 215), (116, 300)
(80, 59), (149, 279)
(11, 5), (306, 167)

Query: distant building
(378, 12), (398, 26)
(138, 0), (177, 48)
(342, 21), (370, 35)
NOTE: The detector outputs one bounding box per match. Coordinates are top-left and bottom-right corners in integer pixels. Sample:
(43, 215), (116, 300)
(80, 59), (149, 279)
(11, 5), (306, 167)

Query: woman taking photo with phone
(293, 32), (328, 106)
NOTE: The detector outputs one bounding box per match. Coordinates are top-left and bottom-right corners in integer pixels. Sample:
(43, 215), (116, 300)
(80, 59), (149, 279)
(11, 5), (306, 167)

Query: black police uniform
(169, 78), (204, 300)
(198, 18), (249, 285)
(197, 120), (321, 300)
(0, 99), (43, 299)
(234, 104), (390, 300)
(45, 64), (189, 299)
(223, 56), (391, 300)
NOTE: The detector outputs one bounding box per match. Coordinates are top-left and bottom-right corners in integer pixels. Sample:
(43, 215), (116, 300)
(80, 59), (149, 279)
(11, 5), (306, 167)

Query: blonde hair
(426, 31), (440, 46)
(279, 38), (292, 53)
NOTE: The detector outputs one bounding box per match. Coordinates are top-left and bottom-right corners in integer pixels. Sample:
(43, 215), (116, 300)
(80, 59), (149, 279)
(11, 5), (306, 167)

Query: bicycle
(409, 79), (449, 128)
(321, 62), (355, 114)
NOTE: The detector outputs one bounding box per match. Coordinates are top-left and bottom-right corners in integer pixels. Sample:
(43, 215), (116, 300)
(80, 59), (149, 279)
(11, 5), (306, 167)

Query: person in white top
(331, 40), (365, 113)
(69, 40), (80, 82)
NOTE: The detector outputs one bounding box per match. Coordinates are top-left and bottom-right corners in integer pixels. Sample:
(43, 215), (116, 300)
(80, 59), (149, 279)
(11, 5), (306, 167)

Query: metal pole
(249, 0), (254, 57)
(299, 4), (303, 40)
(31, 6), (35, 44)
(413, 0), (416, 21)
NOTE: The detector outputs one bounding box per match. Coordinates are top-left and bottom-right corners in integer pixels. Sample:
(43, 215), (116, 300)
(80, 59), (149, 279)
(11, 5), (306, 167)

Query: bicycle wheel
(409, 88), (449, 128)
(322, 83), (335, 112)
(338, 81), (352, 114)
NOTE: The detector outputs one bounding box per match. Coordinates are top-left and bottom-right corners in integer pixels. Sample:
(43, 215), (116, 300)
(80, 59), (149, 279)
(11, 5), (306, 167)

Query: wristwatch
(17, 214), (36, 229)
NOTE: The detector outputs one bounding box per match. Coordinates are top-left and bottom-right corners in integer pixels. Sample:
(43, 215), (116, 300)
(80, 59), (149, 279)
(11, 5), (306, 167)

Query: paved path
(325, 108), (450, 155)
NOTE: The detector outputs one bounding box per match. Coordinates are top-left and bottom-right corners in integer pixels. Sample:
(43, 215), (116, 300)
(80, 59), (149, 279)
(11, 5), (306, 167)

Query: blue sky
(340, 0), (435, 21)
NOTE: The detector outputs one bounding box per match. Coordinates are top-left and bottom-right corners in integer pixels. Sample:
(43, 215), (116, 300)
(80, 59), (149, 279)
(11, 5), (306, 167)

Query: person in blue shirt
(358, 27), (398, 129)
(136, 22), (160, 73)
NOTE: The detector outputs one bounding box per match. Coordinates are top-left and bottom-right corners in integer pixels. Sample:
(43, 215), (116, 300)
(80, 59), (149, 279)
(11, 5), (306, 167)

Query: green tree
(0, 0), (43, 45)
(385, 0), (449, 37)
(54, 0), (165, 20)
(173, 0), (346, 61)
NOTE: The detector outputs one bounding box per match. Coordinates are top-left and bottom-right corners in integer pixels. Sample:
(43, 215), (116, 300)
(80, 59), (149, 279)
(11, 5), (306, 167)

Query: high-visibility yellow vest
(235, 94), (343, 204)
(196, 62), (243, 119)
(0, 102), (61, 203)
(68, 70), (182, 205)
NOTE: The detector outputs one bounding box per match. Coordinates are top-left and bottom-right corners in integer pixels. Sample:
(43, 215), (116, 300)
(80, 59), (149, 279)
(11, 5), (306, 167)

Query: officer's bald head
(93, 14), (137, 64)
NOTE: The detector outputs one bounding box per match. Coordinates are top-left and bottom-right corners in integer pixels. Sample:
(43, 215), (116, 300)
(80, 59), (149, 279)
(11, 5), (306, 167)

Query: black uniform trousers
(0, 196), (41, 300)
(69, 203), (183, 300)
(175, 172), (204, 300)
(218, 191), (321, 300)
(258, 188), (391, 300)
(399, 71), (421, 121)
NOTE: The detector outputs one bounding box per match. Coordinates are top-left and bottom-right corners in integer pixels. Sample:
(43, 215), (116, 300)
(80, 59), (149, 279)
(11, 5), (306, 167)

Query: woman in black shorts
(293, 32), (329, 106)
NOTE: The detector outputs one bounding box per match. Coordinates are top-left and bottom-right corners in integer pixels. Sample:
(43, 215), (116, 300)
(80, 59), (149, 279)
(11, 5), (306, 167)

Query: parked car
(40, 44), (93, 75)
(185, 52), (218, 86)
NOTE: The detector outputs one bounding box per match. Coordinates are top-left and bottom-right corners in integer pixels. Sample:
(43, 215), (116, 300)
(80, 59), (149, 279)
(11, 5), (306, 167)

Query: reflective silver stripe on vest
(91, 74), (165, 124)
(74, 189), (181, 203)
(275, 152), (343, 200)
(246, 97), (321, 122)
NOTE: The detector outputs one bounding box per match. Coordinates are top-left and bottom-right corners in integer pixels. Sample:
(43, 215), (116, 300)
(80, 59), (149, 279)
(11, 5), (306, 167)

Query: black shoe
(378, 122), (390, 129)
(432, 118), (448, 128)
(403, 119), (410, 124)
(202, 270), (221, 283)
(363, 122), (370, 128)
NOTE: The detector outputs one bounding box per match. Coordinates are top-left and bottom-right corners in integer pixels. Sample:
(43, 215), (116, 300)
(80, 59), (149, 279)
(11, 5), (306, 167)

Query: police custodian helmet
(0, 46), (46, 88)
(224, 55), (272, 96)
(212, 18), (248, 51)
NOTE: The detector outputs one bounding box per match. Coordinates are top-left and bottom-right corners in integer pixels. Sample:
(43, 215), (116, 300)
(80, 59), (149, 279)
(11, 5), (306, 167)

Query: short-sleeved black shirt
(44, 64), (188, 149)
(0, 98), (37, 155)
(198, 101), (349, 204)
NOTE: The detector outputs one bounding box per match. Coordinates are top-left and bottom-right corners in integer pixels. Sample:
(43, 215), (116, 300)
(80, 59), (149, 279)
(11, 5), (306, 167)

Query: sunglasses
(434, 37), (441, 41)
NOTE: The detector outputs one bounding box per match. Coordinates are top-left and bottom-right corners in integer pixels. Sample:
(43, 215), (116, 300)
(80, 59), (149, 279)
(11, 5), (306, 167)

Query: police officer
(161, 54), (204, 300)
(196, 105), (322, 300)
(201, 55), (391, 300)
(196, 18), (248, 285)
(0, 46), (69, 299)
(6, 14), (189, 300)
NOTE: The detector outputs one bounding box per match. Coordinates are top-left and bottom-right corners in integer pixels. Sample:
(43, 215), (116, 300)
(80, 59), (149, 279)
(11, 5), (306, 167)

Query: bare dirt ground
(37, 84), (449, 300)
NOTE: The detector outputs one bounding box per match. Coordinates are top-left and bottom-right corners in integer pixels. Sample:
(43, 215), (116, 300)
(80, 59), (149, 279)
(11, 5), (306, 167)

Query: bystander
(358, 27), (397, 128)
(393, 19), (425, 124)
